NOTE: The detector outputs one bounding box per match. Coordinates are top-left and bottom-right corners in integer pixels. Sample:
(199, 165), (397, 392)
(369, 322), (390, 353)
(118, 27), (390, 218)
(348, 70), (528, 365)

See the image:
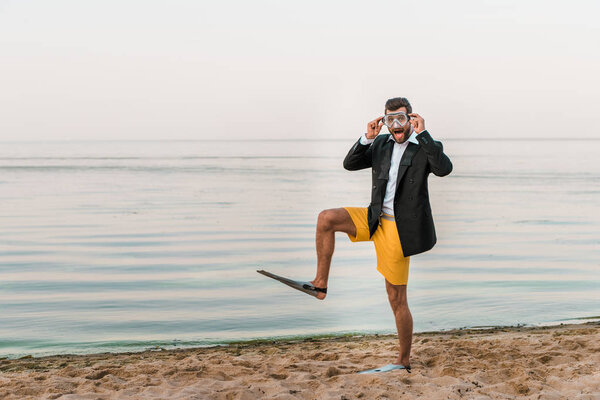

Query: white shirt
(359, 129), (421, 216)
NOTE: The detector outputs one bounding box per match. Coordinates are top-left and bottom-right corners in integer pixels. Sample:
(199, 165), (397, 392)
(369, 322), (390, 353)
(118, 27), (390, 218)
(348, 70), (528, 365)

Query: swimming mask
(383, 112), (410, 128)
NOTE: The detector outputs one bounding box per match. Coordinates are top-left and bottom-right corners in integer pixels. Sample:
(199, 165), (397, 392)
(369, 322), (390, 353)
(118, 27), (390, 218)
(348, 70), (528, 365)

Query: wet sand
(1, 322), (599, 399)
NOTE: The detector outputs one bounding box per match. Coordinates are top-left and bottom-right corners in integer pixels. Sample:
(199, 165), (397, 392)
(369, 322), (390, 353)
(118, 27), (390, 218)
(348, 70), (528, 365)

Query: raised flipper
(257, 269), (327, 298)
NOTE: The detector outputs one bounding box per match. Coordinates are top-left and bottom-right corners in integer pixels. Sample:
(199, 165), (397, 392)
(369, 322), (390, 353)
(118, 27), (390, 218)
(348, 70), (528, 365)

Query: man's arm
(409, 113), (452, 177)
(343, 134), (374, 171)
(343, 116), (384, 171)
(415, 130), (452, 177)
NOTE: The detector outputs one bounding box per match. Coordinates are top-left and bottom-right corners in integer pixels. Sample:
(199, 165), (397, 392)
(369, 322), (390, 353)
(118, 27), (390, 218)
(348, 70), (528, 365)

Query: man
(308, 97), (453, 373)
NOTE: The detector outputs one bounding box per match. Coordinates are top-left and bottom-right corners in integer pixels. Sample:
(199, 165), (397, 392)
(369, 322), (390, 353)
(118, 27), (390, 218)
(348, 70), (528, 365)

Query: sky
(0, 0), (599, 141)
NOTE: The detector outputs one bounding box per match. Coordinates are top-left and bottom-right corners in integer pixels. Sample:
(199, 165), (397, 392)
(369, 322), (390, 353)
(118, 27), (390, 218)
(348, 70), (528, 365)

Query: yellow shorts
(344, 207), (410, 285)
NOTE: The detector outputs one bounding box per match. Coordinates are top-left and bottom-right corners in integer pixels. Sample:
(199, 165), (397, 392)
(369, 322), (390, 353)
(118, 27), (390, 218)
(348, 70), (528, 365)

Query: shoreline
(1, 321), (599, 399)
(3, 318), (600, 361)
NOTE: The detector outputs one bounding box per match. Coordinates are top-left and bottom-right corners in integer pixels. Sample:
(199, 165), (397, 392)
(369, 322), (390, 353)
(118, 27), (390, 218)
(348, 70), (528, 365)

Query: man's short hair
(385, 97), (412, 114)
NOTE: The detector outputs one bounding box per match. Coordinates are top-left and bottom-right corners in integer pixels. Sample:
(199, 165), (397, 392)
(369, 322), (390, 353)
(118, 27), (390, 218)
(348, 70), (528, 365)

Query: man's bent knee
(317, 208), (355, 236)
(317, 209), (337, 231)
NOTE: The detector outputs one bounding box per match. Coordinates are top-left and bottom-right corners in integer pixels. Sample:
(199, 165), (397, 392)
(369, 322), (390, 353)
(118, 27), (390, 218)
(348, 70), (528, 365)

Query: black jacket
(343, 130), (452, 257)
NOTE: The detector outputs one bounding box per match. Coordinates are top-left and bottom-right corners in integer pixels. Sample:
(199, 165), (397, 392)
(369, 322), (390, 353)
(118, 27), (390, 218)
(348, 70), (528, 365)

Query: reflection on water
(0, 139), (599, 358)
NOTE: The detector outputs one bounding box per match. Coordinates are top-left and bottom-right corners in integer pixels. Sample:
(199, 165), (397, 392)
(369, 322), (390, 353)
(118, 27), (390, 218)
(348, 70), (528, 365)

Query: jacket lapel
(395, 142), (420, 192)
(377, 138), (394, 179)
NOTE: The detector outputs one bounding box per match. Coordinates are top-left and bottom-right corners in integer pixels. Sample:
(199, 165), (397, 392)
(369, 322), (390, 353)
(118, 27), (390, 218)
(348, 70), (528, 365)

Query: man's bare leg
(385, 280), (412, 367)
(310, 208), (356, 300)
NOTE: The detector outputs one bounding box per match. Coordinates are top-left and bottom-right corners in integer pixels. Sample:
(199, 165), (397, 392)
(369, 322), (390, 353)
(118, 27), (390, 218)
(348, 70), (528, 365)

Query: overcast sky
(1, 0), (598, 141)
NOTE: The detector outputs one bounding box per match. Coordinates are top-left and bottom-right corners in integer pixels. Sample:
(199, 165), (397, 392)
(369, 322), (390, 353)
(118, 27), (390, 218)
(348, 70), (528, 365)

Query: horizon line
(0, 137), (599, 143)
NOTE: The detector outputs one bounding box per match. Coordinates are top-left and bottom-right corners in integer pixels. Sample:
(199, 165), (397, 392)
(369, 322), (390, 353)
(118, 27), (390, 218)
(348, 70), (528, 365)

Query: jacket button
(409, 179), (414, 184)
(373, 185), (377, 189)
(408, 196), (413, 201)
(412, 213), (417, 218)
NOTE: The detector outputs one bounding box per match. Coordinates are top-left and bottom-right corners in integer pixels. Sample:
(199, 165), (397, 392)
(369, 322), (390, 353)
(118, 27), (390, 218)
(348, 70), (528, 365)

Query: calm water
(1, 138), (599, 359)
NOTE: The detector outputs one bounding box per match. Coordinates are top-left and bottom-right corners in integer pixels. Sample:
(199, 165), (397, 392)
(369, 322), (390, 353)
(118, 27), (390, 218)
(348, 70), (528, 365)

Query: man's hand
(366, 116), (384, 139)
(409, 113), (425, 133)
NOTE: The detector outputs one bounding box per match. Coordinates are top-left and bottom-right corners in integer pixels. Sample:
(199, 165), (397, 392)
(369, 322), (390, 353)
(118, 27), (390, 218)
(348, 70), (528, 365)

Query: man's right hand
(366, 116), (384, 140)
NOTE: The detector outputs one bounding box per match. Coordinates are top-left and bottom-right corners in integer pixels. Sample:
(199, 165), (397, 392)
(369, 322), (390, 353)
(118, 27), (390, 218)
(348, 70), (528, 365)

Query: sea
(1, 138), (599, 359)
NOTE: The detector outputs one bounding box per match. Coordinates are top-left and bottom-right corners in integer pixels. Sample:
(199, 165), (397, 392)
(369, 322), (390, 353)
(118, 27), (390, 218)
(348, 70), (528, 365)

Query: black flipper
(257, 269), (327, 298)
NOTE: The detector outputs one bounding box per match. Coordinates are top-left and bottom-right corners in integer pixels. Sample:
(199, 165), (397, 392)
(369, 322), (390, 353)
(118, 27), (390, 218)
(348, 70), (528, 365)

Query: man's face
(385, 107), (413, 144)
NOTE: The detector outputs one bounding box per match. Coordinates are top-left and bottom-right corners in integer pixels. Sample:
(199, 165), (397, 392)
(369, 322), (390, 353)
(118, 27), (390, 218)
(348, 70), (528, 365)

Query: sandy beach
(0, 322), (598, 399)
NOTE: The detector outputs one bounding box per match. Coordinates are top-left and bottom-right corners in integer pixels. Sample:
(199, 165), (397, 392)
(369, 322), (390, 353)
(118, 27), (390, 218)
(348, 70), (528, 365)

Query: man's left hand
(409, 113), (425, 133)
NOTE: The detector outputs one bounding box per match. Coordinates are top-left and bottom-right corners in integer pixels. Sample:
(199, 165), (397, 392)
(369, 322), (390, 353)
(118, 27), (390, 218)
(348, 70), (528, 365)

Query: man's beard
(391, 127), (410, 143)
